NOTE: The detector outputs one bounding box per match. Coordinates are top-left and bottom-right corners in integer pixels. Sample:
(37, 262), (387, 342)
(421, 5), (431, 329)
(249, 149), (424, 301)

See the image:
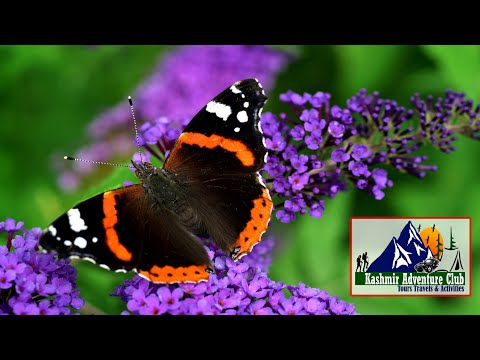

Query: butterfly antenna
(128, 96), (144, 164)
(63, 156), (133, 168)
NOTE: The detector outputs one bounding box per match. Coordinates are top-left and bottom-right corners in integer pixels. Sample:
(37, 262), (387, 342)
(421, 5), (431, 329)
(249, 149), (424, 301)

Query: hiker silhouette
(356, 255), (363, 272)
(362, 252), (369, 272)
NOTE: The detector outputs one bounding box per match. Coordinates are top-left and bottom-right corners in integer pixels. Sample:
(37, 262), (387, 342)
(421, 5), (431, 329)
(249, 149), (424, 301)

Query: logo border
(350, 216), (472, 297)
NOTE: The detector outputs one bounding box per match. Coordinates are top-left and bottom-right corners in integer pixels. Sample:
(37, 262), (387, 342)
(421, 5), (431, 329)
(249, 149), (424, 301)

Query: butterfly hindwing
(40, 184), (213, 283)
(182, 172), (273, 260)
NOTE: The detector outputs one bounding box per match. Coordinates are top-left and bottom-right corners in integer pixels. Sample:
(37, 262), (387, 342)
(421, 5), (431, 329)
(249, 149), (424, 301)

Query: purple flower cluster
(410, 89), (480, 150)
(259, 88), (480, 223)
(56, 45), (291, 191)
(113, 237), (356, 315)
(0, 218), (84, 315)
(261, 92), (390, 223)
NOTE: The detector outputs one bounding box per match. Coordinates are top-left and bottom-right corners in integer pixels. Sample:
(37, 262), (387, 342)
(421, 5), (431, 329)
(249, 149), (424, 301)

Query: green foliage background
(0, 45), (478, 314)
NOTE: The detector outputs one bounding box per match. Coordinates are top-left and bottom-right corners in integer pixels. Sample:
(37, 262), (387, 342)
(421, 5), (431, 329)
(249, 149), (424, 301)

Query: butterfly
(39, 78), (273, 284)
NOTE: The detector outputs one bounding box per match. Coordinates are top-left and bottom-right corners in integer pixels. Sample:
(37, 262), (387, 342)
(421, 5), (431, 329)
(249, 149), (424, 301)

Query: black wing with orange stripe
(39, 184), (213, 283)
(164, 78), (268, 173)
(163, 78), (273, 260)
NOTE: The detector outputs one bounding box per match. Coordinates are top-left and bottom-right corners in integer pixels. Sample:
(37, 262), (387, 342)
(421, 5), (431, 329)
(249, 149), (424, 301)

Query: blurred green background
(0, 45), (478, 315)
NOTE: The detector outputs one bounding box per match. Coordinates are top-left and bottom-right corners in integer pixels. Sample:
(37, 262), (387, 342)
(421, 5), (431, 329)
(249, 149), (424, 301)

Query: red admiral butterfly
(39, 79), (273, 284)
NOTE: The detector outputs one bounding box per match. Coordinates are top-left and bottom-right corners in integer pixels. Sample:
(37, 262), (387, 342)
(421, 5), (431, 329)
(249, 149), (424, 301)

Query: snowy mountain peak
(366, 221), (431, 273)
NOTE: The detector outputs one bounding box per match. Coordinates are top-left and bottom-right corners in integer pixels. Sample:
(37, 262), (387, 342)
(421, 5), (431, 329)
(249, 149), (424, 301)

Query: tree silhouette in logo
(433, 232), (443, 260)
(445, 226), (457, 250)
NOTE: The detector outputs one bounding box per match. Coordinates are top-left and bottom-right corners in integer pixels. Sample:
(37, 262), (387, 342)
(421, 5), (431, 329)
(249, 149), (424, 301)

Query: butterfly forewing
(163, 78), (273, 260)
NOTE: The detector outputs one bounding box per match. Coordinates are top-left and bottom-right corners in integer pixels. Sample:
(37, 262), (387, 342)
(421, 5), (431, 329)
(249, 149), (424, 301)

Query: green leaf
(333, 45), (407, 100)
(421, 45), (480, 99)
(270, 192), (353, 294)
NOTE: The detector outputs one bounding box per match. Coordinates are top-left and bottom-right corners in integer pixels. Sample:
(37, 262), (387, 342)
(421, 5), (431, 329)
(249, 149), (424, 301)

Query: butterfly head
(131, 161), (156, 181)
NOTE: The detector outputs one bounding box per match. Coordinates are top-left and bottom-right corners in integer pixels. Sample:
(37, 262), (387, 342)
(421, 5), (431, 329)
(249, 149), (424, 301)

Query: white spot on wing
(92, 237), (98, 243)
(69, 255), (80, 260)
(48, 225), (57, 236)
(67, 208), (88, 232)
(241, 94), (245, 99)
(83, 257), (96, 264)
(99, 264), (111, 270)
(230, 85), (241, 94)
(56, 237), (61, 241)
(234, 127), (240, 132)
(64, 240), (72, 246)
(206, 101), (231, 121)
(237, 111), (248, 123)
(74, 237), (88, 249)
(115, 269), (128, 273)
(244, 102), (249, 108)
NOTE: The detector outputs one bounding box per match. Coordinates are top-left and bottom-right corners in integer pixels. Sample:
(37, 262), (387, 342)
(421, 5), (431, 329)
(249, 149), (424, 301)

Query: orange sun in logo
(419, 226), (444, 260)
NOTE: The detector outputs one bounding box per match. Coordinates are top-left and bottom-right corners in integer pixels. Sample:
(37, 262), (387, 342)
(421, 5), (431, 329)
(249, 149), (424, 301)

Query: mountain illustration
(367, 221), (433, 272)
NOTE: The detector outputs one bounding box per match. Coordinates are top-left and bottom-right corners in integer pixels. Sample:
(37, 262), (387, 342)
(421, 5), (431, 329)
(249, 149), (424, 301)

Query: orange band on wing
(232, 187), (273, 261)
(178, 132), (255, 167)
(137, 264), (209, 284)
(103, 192), (133, 262)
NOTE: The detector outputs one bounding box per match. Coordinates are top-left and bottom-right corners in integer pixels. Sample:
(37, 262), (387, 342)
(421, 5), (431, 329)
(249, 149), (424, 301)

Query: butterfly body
(40, 79), (273, 284)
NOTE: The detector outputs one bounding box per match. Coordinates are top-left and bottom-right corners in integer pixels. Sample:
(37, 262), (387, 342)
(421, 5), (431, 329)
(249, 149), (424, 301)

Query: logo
(350, 217), (471, 296)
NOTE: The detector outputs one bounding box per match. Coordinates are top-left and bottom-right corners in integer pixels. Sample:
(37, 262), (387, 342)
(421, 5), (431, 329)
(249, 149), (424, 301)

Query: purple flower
(289, 173), (309, 191)
(309, 202), (324, 218)
(12, 302), (40, 315)
(331, 148), (350, 163)
(285, 196), (306, 213)
(139, 294), (168, 315)
(328, 121), (345, 138)
(348, 161), (368, 177)
(304, 119), (326, 136)
(55, 45), (291, 191)
(0, 218), (84, 315)
(0, 252), (27, 274)
(356, 179), (368, 190)
(305, 135), (322, 150)
(272, 177), (290, 194)
(351, 144), (371, 160)
(276, 210), (296, 223)
(290, 154), (309, 173)
(114, 238), (355, 315)
(290, 125), (305, 140)
(249, 300), (274, 315)
(278, 298), (307, 315)
(157, 288), (183, 310)
(300, 108), (320, 123)
(266, 134), (287, 152)
(0, 269), (15, 289)
(304, 298), (328, 314)
(38, 301), (60, 315)
(213, 289), (240, 310)
(310, 91), (331, 108)
(329, 296), (357, 315)
(0, 219), (23, 233)
(372, 168), (389, 187)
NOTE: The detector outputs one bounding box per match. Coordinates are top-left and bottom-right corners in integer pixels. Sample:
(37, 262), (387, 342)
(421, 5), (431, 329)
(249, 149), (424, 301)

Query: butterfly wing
(163, 79), (273, 260)
(39, 184), (212, 283)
